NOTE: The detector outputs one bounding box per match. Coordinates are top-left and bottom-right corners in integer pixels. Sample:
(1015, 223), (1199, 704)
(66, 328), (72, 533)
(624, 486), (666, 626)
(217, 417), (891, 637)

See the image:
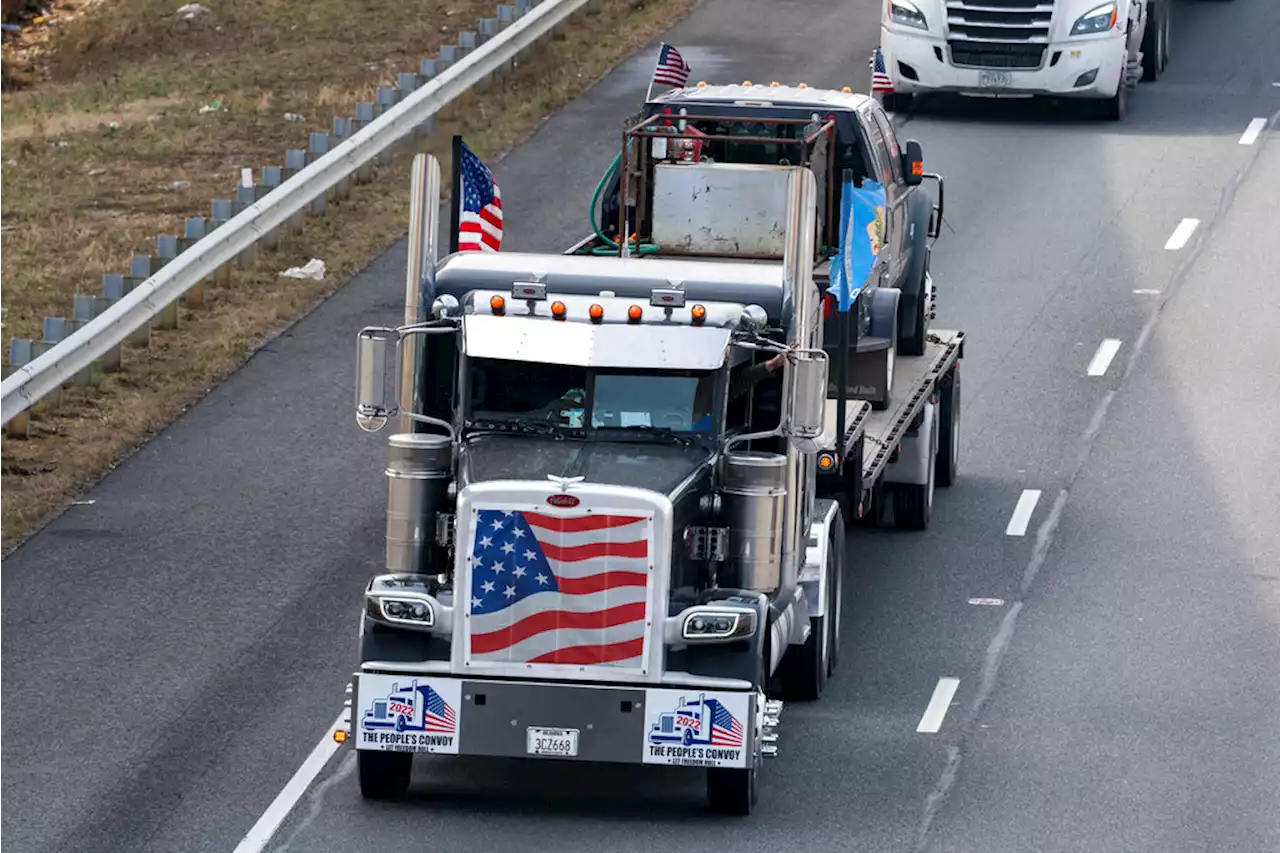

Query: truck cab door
(860, 108), (908, 289)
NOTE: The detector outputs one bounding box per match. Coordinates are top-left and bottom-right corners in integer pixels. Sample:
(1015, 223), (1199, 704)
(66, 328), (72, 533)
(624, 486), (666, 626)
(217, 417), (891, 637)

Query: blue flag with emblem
(827, 179), (888, 312)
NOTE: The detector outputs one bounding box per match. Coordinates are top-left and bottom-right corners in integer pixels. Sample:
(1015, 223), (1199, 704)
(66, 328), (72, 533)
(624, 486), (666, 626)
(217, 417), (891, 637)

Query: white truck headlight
(1071, 2), (1117, 35)
(365, 574), (436, 630)
(680, 607), (757, 642)
(888, 0), (928, 31)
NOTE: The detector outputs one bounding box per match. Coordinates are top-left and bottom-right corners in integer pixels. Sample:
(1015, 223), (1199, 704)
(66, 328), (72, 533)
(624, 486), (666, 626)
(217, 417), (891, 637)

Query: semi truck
(340, 84), (965, 815)
(877, 0), (1173, 120)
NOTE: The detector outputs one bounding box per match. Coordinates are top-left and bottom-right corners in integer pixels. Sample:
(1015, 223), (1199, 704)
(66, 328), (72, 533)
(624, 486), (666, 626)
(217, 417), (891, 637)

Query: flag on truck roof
(870, 48), (893, 95)
(651, 43), (692, 89)
(466, 508), (652, 668)
(457, 141), (503, 252)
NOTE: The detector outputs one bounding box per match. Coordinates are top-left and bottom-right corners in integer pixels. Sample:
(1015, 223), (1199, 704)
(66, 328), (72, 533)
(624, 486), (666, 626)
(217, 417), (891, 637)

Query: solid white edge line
(1086, 338), (1123, 377)
(1238, 118), (1266, 146)
(232, 709), (349, 853)
(1005, 489), (1042, 537)
(1164, 218), (1200, 251)
(916, 677), (961, 734)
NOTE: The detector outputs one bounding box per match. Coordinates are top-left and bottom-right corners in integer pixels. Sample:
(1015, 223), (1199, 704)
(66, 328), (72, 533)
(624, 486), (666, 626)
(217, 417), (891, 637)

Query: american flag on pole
(466, 509), (652, 668)
(457, 141), (502, 252)
(651, 42), (692, 90)
(870, 48), (894, 95)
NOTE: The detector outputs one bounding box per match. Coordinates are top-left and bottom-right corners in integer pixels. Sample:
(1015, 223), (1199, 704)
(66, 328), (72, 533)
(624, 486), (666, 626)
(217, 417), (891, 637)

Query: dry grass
(0, 0), (698, 550)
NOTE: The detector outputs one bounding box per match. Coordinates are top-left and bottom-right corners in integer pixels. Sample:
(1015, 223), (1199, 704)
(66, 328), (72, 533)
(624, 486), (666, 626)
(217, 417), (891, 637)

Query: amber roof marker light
(690, 304), (707, 326)
(489, 294), (506, 315)
(589, 303), (604, 324)
(551, 301), (567, 321)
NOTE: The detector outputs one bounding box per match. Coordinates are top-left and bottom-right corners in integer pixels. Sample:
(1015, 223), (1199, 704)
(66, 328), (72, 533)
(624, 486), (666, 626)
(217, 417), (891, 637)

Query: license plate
(526, 726), (579, 757)
(978, 70), (1012, 88)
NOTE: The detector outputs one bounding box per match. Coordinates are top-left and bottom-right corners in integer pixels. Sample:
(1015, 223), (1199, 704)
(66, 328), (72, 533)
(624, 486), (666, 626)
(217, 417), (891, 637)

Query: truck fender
(799, 498), (844, 622)
(882, 400), (937, 487)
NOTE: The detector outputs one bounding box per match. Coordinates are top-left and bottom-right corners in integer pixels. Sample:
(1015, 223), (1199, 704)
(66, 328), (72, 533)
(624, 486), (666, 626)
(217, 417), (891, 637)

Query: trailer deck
(824, 329), (964, 485)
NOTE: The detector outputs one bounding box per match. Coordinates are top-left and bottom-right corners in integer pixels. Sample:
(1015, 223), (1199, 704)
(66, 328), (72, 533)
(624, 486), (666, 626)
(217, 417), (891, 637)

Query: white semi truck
(340, 85), (965, 815)
(877, 0), (1173, 120)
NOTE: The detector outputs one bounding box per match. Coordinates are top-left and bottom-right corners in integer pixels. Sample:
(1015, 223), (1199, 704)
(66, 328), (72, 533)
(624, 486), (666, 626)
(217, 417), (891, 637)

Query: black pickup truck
(586, 83), (944, 357)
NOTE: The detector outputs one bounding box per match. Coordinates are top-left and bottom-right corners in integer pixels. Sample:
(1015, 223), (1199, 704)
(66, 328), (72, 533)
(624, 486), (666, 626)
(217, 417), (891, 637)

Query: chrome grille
(946, 0), (1055, 69)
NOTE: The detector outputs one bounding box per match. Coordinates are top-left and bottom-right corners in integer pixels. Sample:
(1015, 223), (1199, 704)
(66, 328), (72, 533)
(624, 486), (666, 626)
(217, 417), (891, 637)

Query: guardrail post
(73, 294), (118, 377)
(1, 361), (31, 438)
(497, 6), (518, 74)
(233, 183), (262, 266)
(307, 133), (331, 212)
(374, 90), (398, 165)
(40, 317), (75, 405)
(4, 340), (33, 437)
(458, 31), (478, 58)
(103, 272), (152, 348)
(330, 121), (354, 199)
(282, 149), (309, 231)
(438, 44), (458, 74)
(29, 338), (62, 412)
(352, 104), (377, 183)
(181, 218), (209, 307)
(152, 237), (182, 329)
(209, 199), (236, 286)
(395, 72), (423, 149)
(259, 167), (286, 241)
(417, 60), (438, 133)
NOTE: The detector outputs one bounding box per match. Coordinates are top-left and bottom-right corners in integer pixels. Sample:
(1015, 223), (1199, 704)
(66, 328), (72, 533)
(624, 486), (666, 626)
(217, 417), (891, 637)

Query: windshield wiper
(469, 417), (576, 438)
(606, 425), (699, 447)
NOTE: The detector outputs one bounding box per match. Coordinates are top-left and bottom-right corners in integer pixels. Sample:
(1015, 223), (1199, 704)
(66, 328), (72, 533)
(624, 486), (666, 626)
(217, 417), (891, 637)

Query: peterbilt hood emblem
(546, 494), (581, 508)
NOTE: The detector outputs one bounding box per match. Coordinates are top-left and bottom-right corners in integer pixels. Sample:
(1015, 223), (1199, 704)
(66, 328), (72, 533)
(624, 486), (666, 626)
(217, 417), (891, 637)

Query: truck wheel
(1140, 1), (1163, 82)
(1096, 76), (1127, 121)
(892, 406), (937, 530)
(825, 523), (846, 679)
(707, 765), (758, 815)
(358, 750), (413, 801)
(935, 364), (961, 488)
(882, 92), (914, 114)
(869, 288), (900, 412)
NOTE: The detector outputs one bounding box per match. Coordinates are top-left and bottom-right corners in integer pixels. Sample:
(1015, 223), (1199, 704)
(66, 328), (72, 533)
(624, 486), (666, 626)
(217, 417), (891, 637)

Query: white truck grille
(946, 0), (1055, 69)
(458, 499), (660, 679)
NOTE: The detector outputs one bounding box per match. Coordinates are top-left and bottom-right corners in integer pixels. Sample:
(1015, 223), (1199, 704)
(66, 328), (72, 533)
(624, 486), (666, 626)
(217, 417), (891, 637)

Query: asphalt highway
(3, 0), (1278, 851)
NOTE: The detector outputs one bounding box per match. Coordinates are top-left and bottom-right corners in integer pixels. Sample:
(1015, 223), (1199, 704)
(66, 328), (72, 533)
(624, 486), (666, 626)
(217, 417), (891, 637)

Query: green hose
(588, 151), (660, 256)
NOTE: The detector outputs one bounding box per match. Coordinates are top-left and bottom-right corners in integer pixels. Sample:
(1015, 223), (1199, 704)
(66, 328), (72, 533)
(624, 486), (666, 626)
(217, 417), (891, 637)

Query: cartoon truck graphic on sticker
(648, 693), (744, 748)
(361, 679), (457, 734)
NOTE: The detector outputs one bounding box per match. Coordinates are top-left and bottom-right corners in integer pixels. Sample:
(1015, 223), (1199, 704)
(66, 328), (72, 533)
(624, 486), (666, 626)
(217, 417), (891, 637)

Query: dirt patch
(1, 0), (698, 551)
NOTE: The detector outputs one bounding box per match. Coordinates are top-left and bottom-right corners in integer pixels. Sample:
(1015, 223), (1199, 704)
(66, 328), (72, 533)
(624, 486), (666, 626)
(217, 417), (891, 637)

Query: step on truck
(342, 84), (964, 815)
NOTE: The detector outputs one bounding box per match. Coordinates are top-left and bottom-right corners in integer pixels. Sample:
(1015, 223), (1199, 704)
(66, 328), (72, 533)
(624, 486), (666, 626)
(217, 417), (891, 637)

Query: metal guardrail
(0, 0), (591, 430)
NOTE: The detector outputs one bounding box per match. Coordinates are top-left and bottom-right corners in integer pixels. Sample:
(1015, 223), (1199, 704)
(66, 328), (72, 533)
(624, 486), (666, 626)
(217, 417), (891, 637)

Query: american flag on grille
(650, 42), (692, 90)
(457, 140), (502, 252)
(419, 685), (458, 733)
(467, 509), (651, 667)
(709, 700), (745, 747)
(870, 48), (894, 95)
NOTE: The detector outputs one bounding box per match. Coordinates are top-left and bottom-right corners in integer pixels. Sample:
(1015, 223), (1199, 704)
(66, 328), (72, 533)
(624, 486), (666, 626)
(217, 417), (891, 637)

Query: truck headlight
(888, 0), (928, 31)
(1071, 2), (1117, 36)
(365, 573), (436, 630)
(681, 607), (757, 642)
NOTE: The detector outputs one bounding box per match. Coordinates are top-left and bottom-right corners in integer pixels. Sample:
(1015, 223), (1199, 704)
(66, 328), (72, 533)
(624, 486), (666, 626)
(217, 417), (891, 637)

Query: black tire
(1141, 1), (1162, 82)
(881, 92), (914, 114)
(707, 765), (759, 815)
(868, 290), (899, 412)
(1096, 76), (1127, 121)
(825, 523), (846, 679)
(898, 224), (931, 357)
(892, 410), (937, 531)
(935, 365), (961, 487)
(358, 750), (413, 801)
(1159, 1), (1171, 72)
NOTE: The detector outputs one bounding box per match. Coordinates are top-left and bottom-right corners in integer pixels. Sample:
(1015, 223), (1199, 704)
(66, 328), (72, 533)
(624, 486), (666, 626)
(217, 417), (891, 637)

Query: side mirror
(356, 329), (394, 432)
(782, 348), (829, 446)
(902, 139), (924, 187)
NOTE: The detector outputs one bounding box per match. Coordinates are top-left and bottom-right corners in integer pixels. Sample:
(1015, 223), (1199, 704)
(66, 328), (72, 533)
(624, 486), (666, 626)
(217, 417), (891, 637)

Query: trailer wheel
(935, 364), (961, 488)
(707, 765), (758, 815)
(358, 750), (413, 801)
(892, 407), (937, 530)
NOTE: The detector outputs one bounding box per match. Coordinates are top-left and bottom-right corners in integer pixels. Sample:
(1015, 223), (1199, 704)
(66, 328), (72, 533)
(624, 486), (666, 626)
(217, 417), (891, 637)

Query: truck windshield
(465, 359), (717, 434)
(591, 369), (716, 433)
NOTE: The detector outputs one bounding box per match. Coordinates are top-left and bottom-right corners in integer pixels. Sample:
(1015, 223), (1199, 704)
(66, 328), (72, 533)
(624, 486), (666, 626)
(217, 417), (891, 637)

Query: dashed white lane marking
(1164, 218), (1200, 251)
(1239, 118), (1267, 146)
(1133, 288), (1160, 295)
(1005, 489), (1042, 537)
(232, 708), (349, 853)
(1086, 339), (1123, 377)
(917, 678), (961, 734)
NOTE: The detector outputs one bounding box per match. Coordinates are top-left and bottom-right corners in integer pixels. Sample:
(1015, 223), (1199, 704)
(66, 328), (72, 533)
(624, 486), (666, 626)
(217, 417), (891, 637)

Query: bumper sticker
(642, 688), (752, 768)
(356, 674), (462, 754)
